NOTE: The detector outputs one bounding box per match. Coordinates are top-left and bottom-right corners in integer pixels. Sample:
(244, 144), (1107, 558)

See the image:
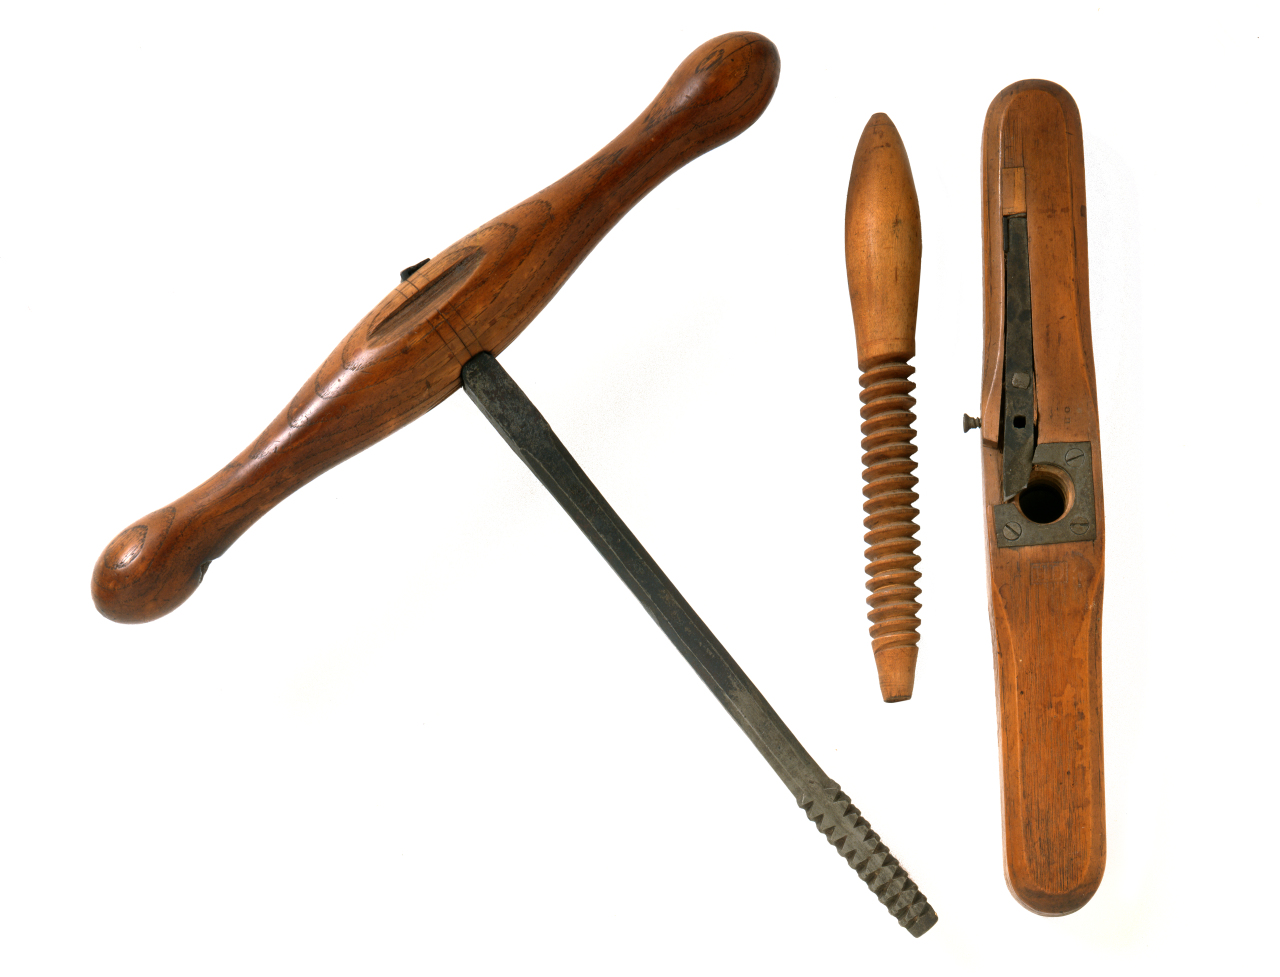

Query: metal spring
(859, 360), (922, 662)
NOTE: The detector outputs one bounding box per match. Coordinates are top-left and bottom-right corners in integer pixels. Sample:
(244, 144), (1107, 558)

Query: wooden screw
(844, 114), (923, 702)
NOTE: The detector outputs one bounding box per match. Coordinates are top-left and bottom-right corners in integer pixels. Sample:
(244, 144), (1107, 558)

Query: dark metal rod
(461, 352), (937, 937)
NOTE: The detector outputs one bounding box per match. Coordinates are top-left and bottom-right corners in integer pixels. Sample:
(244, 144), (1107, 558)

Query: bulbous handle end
(91, 503), (218, 624)
(638, 32), (781, 155)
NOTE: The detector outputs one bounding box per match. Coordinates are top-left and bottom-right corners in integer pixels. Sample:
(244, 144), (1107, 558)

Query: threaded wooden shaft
(859, 360), (921, 701)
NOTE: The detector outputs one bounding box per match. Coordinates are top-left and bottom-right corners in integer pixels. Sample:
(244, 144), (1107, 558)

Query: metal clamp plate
(992, 441), (1097, 547)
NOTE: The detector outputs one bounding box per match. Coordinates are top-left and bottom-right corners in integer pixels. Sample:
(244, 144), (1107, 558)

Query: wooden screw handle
(845, 113), (922, 369)
(844, 114), (924, 702)
(92, 33), (780, 624)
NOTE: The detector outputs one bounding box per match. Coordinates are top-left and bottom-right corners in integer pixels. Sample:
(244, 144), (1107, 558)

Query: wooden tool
(91, 32), (781, 624)
(844, 114), (923, 702)
(974, 80), (1105, 914)
(87, 36), (942, 935)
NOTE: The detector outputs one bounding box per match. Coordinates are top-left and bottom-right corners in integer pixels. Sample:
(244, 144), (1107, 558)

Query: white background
(2, 2), (1274, 974)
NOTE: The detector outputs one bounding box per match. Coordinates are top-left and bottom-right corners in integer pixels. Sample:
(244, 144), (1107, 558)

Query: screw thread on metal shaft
(859, 360), (922, 701)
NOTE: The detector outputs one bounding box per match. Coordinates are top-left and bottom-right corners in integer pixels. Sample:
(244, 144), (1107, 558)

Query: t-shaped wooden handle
(844, 113), (924, 702)
(92, 33), (780, 624)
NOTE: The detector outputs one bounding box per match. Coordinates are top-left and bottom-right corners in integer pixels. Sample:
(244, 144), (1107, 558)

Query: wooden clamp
(977, 80), (1105, 914)
(91, 33), (780, 624)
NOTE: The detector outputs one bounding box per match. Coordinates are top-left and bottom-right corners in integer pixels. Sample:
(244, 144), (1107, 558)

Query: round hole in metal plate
(1017, 464), (1074, 524)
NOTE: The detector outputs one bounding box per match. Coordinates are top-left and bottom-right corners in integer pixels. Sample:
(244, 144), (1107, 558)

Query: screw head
(1011, 372), (1031, 389)
(1070, 517), (1090, 535)
(1064, 447), (1085, 466)
(1003, 521), (1023, 540)
(962, 413), (981, 433)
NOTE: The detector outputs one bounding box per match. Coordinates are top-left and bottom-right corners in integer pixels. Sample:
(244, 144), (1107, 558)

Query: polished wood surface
(92, 33), (780, 624)
(844, 114), (923, 702)
(846, 114), (922, 370)
(980, 80), (1105, 914)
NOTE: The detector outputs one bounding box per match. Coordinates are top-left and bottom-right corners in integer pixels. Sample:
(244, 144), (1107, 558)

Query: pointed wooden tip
(874, 646), (918, 702)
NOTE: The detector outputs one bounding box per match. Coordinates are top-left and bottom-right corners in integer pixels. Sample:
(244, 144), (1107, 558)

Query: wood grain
(844, 114), (923, 702)
(92, 33), (780, 624)
(845, 114), (922, 370)
(980, 80), (1105, 915)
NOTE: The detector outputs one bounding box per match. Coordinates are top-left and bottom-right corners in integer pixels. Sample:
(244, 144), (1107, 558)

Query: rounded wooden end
(845, 112), (922, 372)
(91, 506), (207, 624)
(1006, 867), (1104, 916)
(636, 32), (781, 160)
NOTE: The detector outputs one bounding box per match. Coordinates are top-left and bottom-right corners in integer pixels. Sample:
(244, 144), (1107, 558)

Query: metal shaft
(461, 352), (937, 937)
